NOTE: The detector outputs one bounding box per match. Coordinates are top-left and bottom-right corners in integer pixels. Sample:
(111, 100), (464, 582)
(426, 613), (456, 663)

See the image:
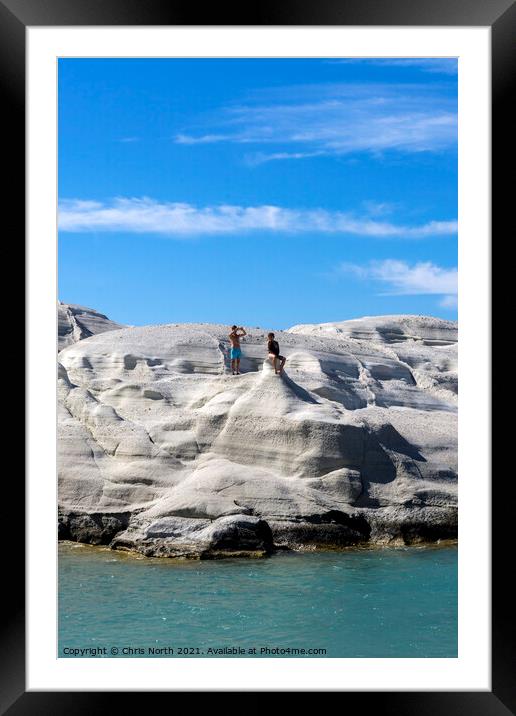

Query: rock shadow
(374, 423), (426, 462)
(280, 371), (319, 404)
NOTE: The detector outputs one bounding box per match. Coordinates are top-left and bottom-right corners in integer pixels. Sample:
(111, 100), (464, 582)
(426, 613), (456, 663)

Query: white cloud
(338, 259), (458, 295)
(360, 200), (396, 217)
(245, 150), (325, 165)
(439, 294), (458, 309)
(59, 198), (457, 238)
(372, 59), (458, 75)
(174, 82), (457, 161)
(327, 59), (458, 75)
(175, 133), (234, 145)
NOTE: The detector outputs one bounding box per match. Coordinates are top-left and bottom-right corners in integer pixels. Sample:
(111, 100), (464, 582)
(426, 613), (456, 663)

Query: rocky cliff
(58, 315), (457, 558)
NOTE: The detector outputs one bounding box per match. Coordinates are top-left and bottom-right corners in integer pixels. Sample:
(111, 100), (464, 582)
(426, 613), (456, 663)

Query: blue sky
(58, 58), (457, 328)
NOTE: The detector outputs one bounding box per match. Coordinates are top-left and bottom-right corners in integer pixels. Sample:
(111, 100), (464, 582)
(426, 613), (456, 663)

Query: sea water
(59, 541), (457, 658)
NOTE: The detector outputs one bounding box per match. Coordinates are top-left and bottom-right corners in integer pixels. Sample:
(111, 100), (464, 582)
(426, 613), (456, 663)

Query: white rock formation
(58, 302), (124, 351)
(58, 317), (458, 557)
(288, 315), (458, 406)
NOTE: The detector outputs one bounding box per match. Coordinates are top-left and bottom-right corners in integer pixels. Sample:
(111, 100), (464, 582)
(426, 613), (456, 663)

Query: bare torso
(229, 328), (246, 348)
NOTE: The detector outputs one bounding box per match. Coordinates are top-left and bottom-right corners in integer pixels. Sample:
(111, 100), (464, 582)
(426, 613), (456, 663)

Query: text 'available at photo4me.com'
(61, 645), (328, 657)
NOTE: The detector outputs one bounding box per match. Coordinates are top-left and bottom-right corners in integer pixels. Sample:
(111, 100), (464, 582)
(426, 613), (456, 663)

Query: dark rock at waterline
(365, 505), (458, 545)
(59, 510), (130, 545)
(58, 506), (456, 557)
(267, 511), (371, 549)
(109, 514), (274, 559)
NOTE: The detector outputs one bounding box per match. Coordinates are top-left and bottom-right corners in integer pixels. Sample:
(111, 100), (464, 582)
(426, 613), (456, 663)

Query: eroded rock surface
(58, 317), (458, 557)
(58, 302), (124, 351)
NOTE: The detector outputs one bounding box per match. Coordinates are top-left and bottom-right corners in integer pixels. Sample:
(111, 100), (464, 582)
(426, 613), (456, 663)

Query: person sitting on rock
(229, 325), (247, 375)
(267, 332), (286, 375)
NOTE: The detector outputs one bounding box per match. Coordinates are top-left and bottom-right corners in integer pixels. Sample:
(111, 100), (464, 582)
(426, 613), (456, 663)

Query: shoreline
(58, 505), (457, 560)
(58, 536), (458, 562)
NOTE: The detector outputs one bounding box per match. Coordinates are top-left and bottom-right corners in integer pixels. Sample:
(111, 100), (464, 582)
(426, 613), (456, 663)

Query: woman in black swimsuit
(267, 332), (286, 375)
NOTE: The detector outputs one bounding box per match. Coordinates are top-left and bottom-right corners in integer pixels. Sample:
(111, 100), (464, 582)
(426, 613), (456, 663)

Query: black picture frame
(4, 0), (511, 711)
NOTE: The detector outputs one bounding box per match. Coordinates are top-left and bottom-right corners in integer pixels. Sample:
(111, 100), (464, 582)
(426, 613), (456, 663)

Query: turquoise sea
(58, 542), (457, 658)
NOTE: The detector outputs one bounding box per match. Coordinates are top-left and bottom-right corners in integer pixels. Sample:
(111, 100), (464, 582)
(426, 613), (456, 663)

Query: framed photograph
(6, 0), (511, 709)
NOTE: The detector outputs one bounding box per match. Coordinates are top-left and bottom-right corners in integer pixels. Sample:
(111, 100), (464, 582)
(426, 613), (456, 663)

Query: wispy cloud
(173, 81), (457, 163)
(338, 259), (458, 298)
(326, 59), (458, 75)
(439, 294), (458, 309)
(59, 198), (457, 239)
(175, 133), (233, 145)
(360, 200), (397, 217)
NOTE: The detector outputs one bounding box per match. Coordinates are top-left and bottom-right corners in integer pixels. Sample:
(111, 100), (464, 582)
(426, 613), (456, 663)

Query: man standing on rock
(229, 325), (247, 375)
(267, 332), (286, 375)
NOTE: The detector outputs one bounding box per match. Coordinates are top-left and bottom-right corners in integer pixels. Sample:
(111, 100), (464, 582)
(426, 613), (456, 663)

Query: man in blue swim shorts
(228, 325), (247, 375)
